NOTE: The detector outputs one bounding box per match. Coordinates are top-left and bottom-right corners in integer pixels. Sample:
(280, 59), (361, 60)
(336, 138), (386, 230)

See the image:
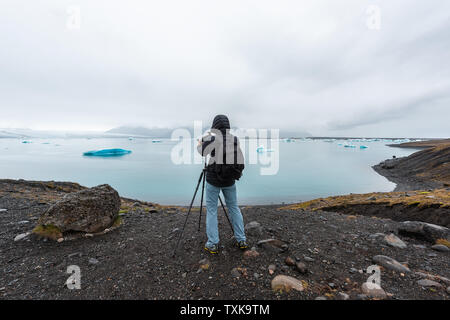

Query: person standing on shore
(197, 115), (248, 254)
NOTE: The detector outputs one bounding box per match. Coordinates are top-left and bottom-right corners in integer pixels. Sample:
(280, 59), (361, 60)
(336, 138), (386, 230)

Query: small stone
(253, 273), (260, 279)
(68, 252), (82, 258)
(413, 244), (426, 249)
(243, 249), (260, 258)
(268, 264), (276, 275)
(245, 221), (263, 236)
(337, 292), (350, 300)
(231, 268), (241, 278)
(384, 233), (407, 249)
(0, 209), (7, 212)
(295, 262), (308, 274)
(88, 258), (99, 265)
(17, 220), (30, 224)
(417, 279), (443, 289)
(361, 282), (387, 299)
(57, 238), (64, 243)
(182, 272), (187, 278)
(284, 256), (295, 266)
(14, 232), (30, 242)
(431, 244), (449, 252)
(199, 258), (210, 270)
(328, 282), (335, 288)
(315, 296), (327, 300)
(447, 286), (450, 294)
(85, 233), (94, 238)
(349, 268), (358, 274)
(271, 275), (304, 292)
(303, 256), (315, 262)
(372, 255), (410, 273)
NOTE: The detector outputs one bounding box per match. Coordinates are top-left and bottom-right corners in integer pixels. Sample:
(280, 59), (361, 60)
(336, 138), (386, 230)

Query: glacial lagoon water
(0, 138), (418, 205)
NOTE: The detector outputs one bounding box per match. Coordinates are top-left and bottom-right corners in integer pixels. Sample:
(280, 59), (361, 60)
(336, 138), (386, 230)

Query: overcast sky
(1, 0), (449, 137)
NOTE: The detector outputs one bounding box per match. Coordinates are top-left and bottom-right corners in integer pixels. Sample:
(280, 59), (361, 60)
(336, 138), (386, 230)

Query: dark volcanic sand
(0, 184), (449, 300)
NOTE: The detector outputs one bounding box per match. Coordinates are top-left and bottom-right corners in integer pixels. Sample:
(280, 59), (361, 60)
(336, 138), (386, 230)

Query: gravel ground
(1, 185), (449, 300)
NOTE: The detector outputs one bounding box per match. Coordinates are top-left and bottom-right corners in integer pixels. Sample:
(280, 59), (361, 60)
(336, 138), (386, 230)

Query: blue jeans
(205, 182), (246, 247)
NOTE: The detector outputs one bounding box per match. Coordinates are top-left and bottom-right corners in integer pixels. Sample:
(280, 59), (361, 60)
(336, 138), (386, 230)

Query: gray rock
(257, 239), (289, 252)
(431, 244), (449, 252)
(268, 264), (276, 274)
(245, 221), (263, 236)
(295, 262), (307, 274)
(0, 209), (7, 212)
(17, 220), (30, 224)
(88, 258), (99, 265)
(231, 268), (241, 278)
(14, 232), (30, 242)
(398, 221), (449, 243)
(315, 296), (327, 300)
(68, 252), (82, 258)
(447, 286), (450, 294)
(271, 275), (304, 292)
(372, 255), (410, 273)
(361, 282), (387, 299)
(303, 256), (315, 262)
(417, 279), (443, 289)
(337, 292), (350, 300)
(36, 184), (120, 234)
(384, 233), (407, 249)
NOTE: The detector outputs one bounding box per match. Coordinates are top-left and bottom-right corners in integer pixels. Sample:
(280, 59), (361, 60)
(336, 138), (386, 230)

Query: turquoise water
(0, 138), (417, 205)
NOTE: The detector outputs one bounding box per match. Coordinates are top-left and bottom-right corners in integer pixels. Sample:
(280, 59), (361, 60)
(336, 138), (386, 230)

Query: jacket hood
(211, 115), (230, 131)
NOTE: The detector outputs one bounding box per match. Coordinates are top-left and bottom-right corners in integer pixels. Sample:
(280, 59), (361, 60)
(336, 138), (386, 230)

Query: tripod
(172, 161), (234, 257)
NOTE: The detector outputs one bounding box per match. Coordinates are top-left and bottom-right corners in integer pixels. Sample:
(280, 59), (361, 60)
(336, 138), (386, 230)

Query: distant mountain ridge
(106, 126), (311, 138)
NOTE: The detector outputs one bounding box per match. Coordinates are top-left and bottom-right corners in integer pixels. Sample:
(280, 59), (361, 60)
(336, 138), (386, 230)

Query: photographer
(197, 115), (247, 254)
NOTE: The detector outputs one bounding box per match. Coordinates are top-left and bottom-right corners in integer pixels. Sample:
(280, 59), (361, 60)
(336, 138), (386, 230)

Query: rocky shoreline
(0, 141), (449, 300)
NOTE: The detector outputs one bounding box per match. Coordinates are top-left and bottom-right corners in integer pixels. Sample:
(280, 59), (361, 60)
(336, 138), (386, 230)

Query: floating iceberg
(360, 145), (368, 149)
(83, 148), (132, 157)
(344, 144), (356, 148)
(256, 146), (274, 153)
(22, 141), (32, 144)
(152, 139), (162, 143)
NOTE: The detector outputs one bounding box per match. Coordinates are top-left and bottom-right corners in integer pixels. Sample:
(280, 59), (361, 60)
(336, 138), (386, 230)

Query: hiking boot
(237, 240), (249, 250)
(204, 244), (219, 254)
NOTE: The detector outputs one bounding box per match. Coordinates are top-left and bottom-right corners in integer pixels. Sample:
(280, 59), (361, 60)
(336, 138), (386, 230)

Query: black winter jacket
(197, 115), (244, 187)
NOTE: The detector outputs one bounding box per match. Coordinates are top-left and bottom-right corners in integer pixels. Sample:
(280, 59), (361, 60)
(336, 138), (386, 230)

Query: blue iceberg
(83, 148), (132, 157)
(360, 145), (368, 149)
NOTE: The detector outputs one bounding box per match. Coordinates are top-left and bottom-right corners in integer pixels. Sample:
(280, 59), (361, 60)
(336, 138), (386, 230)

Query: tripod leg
(197, 170), (206, 232)
(172, 171), (204, 257)
(218, 194), (234, 233)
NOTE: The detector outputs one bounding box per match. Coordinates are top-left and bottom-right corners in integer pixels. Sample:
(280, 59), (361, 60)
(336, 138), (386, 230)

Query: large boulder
(35, 184), (120, 237)
(398, 221), (449, 243)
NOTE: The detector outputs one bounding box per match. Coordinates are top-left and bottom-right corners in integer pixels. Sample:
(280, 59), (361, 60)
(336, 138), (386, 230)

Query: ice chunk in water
(360, 145), (368, 149)
(83, 148), (132, 157)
